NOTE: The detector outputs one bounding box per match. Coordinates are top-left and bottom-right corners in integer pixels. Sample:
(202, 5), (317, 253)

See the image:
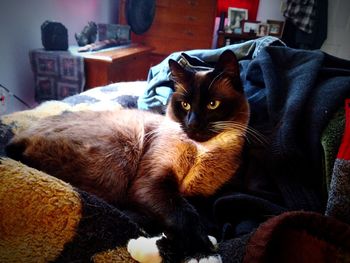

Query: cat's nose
(187, 112), (200, 130)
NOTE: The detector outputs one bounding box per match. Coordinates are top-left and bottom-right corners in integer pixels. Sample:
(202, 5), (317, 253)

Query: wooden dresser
(119, 0), (217, 65)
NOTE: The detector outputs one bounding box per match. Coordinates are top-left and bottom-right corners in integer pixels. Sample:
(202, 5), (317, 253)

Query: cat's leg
(186, 235), (222, 263)
(186, 256), (222, 263)
(128, 173), (216, 262)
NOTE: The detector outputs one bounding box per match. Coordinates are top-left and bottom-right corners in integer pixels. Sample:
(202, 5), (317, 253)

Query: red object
(217, 0), (260, 20)
(337, 99), (350, 160)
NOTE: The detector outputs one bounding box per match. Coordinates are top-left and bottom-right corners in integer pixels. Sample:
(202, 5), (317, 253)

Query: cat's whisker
(209, 127), (223, 134)
(144, 129), (161, 144)
(246, 130), (268, 145)
(211, 121), (269, 146)
(208, 72), (224, 90)
(239, 132), (251, 144)
(174, 92), (184, 97)
(174, 82), (188, 94)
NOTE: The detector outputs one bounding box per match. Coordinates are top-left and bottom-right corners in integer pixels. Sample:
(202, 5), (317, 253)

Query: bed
(1, 37), (350, 262)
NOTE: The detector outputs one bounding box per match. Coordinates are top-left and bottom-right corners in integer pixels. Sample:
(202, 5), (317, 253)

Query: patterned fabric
(283, 0), (316, 33)
(62, 81), (146, 108)
(326, 99), (350, 224)
(29, 49), (85, 102)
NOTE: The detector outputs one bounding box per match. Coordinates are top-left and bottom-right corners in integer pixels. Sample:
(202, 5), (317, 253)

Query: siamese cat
(6, 50), (249, 262)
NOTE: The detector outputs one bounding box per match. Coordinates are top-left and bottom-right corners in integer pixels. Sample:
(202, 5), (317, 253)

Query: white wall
(0, 0), (117, 115)
(321, 0), (350, 60)
(256, 0), (285, 22)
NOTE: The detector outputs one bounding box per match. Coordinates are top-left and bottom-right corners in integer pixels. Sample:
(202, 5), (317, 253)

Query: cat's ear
(214, 50), (239, 76)
(169, 59), (190, 83)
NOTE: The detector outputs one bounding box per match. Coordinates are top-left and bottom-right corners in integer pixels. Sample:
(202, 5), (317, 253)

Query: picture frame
(267, 20), (285, 37)
(227, 7), (248, 31)
(256, 23), (270, 37)
(241, 20), (260, 35)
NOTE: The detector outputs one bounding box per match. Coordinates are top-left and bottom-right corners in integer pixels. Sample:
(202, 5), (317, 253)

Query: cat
(6, 50), (249, 262)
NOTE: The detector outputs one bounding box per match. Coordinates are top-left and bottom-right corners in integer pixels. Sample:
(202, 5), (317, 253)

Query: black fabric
(0, 124), (14, 156)
(55, 191), (142, 263)
(218, 234), (251, 263)
(184, 46), (350, 245)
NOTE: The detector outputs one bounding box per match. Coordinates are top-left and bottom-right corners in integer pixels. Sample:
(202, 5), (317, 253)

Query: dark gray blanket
(138, 41), (350, 245)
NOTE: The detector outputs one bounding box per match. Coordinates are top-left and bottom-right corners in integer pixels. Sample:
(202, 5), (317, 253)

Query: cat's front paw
(186, 236), (222, 263)
(127, 236), (162, 263)
(186, 255), (222, 263)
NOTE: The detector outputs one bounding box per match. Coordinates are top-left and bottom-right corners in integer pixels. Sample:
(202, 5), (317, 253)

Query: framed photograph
(267, 20), (285, 37)
(228, 7), (248, 30)
(256, 23), (270, 37)
(242, 20), (260, 35)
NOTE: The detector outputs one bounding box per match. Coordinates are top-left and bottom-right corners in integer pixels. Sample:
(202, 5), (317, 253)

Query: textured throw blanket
(326, 99), (350, 224)
(1, 42), (350, 262)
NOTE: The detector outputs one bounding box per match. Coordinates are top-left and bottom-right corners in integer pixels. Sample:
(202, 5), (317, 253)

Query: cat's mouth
(186, 130), (214, 142)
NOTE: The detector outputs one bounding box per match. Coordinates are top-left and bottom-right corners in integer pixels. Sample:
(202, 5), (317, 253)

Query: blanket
(1, 42), (350, 262)
(138, 36), (285, 113)
(0, 158), (141, 263)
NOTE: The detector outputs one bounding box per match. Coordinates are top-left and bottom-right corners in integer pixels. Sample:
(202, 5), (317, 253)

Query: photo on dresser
(257, 23), (270, 37)
(228, 7), (248, 30)
(242, 20), (260, 35)
(267, 20), (285, 37)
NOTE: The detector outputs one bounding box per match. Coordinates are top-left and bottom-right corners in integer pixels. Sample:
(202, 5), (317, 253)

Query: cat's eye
(181, 101), (191, 111)
(207, 100), (221, 110)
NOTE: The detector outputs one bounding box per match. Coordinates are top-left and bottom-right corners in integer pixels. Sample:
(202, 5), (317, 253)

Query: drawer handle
(188, 0), (198, 7)
(186, 15), (197, 21)
(185, 30), (194, 36)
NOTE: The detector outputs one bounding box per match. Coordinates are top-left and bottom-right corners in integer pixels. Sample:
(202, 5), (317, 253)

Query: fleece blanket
(1, 43), (350, 262)
(138, 36), (285, 113)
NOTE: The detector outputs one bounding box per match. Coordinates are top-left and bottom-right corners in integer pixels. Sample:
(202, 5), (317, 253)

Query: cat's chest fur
(145, 118), (245, 196)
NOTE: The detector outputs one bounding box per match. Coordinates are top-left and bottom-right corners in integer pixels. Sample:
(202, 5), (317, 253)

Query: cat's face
(167, 50), (249, 142)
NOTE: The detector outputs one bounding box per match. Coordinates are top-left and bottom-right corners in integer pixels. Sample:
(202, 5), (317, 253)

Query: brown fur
(6, 50), (249, 261)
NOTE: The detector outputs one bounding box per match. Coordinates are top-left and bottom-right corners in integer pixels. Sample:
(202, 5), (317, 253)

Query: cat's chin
(187, 132), (214, 143)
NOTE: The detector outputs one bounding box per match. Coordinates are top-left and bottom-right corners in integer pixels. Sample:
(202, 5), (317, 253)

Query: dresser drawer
(141, 37), (211, 54)
(152, 8), (215, 27)
(146, 23), (214, 41)
(84, 44), (153, 89)
(169, 0), (216, 12)
(154, 0), (215, 10)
